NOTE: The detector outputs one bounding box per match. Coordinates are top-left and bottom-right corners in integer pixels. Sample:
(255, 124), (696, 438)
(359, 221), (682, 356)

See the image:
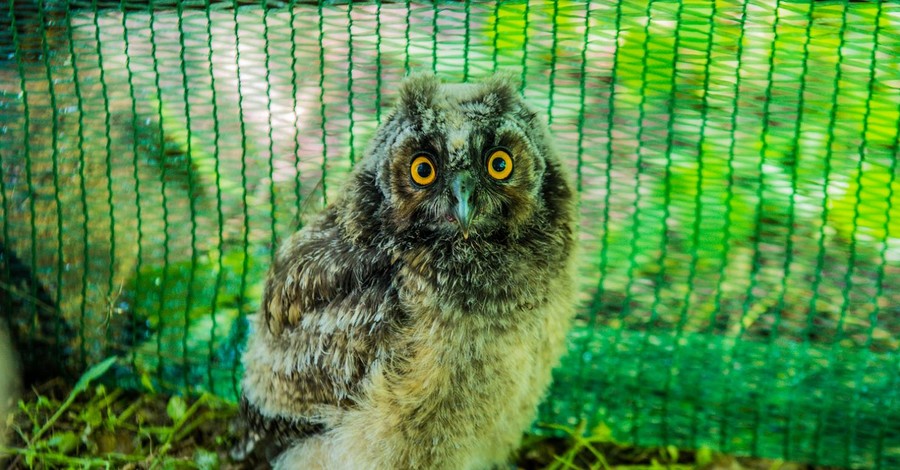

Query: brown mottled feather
(240, 205), (406, 458)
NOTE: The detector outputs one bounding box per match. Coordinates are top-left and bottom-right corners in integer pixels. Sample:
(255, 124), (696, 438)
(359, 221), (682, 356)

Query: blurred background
(1, 1), (898, 468)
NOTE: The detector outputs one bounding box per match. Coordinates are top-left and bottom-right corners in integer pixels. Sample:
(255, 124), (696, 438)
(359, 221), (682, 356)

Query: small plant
(1, 359), (238, 469)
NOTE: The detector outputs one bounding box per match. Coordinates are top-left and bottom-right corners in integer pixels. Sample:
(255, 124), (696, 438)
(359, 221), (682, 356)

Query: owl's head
(345, 72), (565, 249)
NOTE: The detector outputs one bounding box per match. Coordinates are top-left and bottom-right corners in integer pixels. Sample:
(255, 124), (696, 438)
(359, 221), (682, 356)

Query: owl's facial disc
(450, 173), (475, 239)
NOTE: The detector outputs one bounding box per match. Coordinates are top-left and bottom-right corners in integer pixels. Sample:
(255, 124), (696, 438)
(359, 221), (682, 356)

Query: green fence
(2, 1), (899, 468)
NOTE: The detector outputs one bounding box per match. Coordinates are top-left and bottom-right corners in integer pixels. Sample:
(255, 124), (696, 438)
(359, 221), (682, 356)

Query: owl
(239, 72), (578, 469)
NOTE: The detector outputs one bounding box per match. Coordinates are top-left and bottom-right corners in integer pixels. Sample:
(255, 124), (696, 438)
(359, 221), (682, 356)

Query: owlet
(239, 72), (577, 469)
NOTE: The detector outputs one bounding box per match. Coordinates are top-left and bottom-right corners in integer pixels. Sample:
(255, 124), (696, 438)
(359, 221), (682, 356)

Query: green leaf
(695, 446), (713, 466)
(140, 372), (157, 394)
(46, 431), (80, 455)
(166, 396), (188, 423)
(81, 407), (102, 428)
(73, 357), (118, 396)
(589, 422), (615, 443)
(666, 445), (679, 462)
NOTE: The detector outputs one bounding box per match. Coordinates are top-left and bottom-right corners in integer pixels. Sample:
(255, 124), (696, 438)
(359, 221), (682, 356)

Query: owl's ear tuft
(398, 72), (441, 117)
(480, 71), (522, 110)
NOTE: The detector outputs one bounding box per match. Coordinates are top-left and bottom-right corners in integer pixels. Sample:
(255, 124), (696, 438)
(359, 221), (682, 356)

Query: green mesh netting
(2, 1), (899, 468)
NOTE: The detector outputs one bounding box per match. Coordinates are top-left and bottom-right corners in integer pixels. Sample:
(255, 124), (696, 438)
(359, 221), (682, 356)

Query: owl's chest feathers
(395, 238), (563, 318)
(376, 252), (569, 427)
(365, 290), (566, 459)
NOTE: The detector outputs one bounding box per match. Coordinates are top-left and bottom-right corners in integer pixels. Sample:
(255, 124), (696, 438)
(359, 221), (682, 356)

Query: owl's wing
(239, 206), (401, 457)
(260, 208), (396, 336)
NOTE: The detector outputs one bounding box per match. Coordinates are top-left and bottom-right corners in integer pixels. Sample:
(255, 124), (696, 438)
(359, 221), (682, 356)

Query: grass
(0, 361), (836, 470)
(1, 360), (235, 469)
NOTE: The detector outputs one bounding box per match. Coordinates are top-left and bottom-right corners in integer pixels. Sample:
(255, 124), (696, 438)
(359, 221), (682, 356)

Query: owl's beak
(451, 173), (474, 239)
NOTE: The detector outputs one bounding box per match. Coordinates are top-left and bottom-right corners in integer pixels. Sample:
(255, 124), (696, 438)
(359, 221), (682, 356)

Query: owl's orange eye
(486, 148), (513, 180)
(410, 155), (436, 186)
